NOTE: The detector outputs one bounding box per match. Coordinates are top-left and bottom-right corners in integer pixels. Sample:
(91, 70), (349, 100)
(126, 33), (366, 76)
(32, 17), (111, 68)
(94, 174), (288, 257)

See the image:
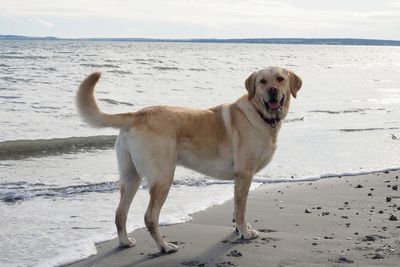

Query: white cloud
(35, 17), (54, 28)
(0, 0), (399, 39)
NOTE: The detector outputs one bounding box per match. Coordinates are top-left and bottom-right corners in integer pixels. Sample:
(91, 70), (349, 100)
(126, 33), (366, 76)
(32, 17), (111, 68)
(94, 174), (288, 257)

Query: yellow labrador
(77, 67), (302, 253)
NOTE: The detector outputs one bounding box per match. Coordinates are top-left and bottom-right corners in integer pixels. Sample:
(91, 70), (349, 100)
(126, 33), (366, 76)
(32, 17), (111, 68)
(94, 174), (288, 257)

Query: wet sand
(67, 170), (400, 267)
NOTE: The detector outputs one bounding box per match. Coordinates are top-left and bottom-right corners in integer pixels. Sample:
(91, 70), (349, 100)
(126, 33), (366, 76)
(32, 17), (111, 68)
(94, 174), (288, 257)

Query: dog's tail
(76, 72), (135, 128)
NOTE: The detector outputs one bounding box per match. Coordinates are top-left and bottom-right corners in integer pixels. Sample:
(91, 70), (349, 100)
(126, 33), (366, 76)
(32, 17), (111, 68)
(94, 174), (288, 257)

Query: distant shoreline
(1, 35), (400, 46)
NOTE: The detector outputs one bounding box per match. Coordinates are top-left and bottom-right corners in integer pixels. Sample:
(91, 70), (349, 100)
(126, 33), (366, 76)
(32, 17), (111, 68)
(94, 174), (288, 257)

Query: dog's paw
(240, 229), (259, 239)
(119, 237), (136, 248)
(239, 223), (259, 240)
(160, 242), (179, 254)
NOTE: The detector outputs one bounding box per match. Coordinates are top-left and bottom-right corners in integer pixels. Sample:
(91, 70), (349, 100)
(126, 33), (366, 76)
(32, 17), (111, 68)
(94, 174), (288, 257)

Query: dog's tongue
(268, 101), (281, 110)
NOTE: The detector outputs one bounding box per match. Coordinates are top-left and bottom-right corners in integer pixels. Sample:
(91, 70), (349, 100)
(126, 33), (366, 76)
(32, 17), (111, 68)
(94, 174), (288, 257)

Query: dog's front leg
(234, 174), (259, 239)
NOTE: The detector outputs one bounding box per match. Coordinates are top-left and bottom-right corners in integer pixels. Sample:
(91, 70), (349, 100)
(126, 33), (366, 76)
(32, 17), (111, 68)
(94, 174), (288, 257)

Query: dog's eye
(277, 76), (284, 82)
(260, 79), (266, 84)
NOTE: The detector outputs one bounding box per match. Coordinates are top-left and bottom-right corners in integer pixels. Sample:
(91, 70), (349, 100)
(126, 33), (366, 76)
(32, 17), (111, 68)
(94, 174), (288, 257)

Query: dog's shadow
(77, 227), (276, 267)
(118, 231), (260, 267)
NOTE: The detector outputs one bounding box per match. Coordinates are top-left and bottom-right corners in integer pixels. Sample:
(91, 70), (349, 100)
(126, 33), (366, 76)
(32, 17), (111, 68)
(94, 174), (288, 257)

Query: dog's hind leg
(144, 178), (178, 253)
(115, 144), (142, 248)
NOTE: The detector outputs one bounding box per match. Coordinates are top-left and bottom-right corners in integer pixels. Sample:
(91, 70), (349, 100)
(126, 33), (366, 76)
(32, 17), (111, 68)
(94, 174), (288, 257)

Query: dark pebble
(392, 185), (398, 190)
(227, 250), (242, 257)
(386, 197), (392, 202)
(372, 253), (385, 260)
(335, 256), (354, 264)
(215, 261), (235, 267)
(356, 184), (363, 188)
(389, 215), (398, 221)
(305, 208), (311, 213)
(258, 229), (277, 233)
(362, 235), (386, 242)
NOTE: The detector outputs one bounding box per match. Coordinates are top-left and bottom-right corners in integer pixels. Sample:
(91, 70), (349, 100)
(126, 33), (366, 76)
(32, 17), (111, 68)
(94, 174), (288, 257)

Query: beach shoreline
(66, 170), (400, 267)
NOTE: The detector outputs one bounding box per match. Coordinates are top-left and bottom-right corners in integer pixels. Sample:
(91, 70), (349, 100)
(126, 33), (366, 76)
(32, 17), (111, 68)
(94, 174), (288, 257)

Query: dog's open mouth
(264, 95), (285, 111)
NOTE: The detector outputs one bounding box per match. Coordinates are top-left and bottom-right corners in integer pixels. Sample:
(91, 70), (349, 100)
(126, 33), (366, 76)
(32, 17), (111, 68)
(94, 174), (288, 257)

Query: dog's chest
(256, 141), (277, 172)
(247, 129), (278, 173)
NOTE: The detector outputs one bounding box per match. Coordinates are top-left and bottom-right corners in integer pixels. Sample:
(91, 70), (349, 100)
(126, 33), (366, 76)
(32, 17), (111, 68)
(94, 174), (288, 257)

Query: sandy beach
(66, 170), (400, 267)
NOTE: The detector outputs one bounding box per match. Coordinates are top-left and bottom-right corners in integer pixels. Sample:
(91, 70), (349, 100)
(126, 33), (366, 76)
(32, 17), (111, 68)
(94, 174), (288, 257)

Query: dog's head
(245, 67), (302, 121)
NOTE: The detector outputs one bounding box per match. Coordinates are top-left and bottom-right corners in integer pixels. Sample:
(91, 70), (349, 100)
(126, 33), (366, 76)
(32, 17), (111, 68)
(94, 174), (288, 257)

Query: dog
(77, 66), (302, 253)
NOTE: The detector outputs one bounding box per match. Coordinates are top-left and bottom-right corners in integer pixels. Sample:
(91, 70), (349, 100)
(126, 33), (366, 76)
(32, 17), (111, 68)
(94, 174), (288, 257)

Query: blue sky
(1, 0), (399, 39)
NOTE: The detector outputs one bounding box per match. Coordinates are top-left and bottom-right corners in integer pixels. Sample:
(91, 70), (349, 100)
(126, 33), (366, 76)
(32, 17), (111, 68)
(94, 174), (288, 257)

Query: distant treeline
(1, 35), (399, 46)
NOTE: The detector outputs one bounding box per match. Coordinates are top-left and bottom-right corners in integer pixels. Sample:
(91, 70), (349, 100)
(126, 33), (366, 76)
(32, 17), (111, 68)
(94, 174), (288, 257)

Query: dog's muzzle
(263, 94), (285, 112)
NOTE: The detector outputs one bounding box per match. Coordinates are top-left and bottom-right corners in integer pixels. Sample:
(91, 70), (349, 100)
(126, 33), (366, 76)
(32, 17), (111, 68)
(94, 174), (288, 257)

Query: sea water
(0, 41), (399, 266)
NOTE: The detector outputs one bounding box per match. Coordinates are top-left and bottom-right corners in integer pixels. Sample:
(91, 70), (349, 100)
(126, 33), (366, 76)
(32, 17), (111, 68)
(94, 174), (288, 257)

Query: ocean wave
(188, 68), (207, 71)
(44, 67), (57, 72)
(1, 76), (34, 83)
(0, 178), (231, 203)
(133, 58), (163, 64)
(31, 105), (61, 110)
(309, 108), (385, 114)
(99, 98), (134, 106)
(153, 66), (180, 71)
(284, 116), (305, 123)
(80, 63), (120, 68)
(0, 135), (117, 160)
(106, 69), (133, 75)
(338, 127), (399, 132)
(0, 55), (48, 60)
(3, 167), (400, 204)
(253, 167), (400, 183)
(0, 181), (118, 203)
(0, 95), (20, 99)
(172, 177), (232, 187)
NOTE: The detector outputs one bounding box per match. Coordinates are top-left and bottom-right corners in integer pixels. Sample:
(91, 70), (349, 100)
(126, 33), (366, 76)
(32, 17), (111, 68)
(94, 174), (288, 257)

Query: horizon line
(0, 34), (400, 41)
(1, 35), (400, 46)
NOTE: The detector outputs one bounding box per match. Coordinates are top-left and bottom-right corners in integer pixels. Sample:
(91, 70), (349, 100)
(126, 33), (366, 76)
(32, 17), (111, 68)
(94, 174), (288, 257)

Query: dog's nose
(268, 87), (278, 100)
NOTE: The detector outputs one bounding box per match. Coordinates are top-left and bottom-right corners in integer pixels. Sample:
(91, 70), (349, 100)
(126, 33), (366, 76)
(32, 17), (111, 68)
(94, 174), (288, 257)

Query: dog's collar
(256, 110), (280, 128)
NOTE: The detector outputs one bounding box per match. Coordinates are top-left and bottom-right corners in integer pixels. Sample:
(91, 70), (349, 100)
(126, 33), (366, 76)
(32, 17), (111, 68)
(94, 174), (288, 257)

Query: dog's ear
(287, 70), (302, 98)
(245, 71), (257, 98)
